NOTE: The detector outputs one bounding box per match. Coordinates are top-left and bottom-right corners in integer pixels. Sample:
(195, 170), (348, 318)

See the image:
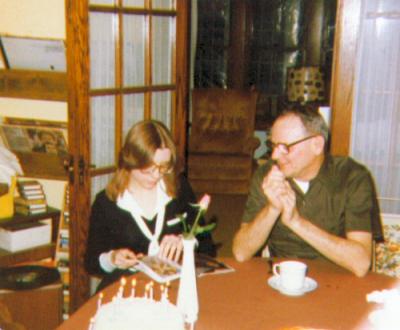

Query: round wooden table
(57, 258), (397, 330)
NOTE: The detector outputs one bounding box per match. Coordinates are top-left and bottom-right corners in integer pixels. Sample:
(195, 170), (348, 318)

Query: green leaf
(189, 202), (201, 209)
(176, 213), (188, 232)
(193, 222), (216, 235)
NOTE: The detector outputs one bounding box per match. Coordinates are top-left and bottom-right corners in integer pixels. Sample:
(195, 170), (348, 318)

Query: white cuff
(99, 251), (117, 273)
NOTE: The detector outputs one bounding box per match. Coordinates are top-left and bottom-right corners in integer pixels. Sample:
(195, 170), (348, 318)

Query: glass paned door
(152, 16), (174, 85)
(66, 0), (189, 311)
(88, 1), (180, 198)
(89, 13), (116, 89)
(123, 14), (146, 86)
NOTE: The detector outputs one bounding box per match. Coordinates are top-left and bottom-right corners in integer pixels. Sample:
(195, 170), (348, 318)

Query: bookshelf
(0, 36), (67, 101)
(55, 183), (70, 319)
(0, 69), (67, 101)
(0, 207), (60, 267)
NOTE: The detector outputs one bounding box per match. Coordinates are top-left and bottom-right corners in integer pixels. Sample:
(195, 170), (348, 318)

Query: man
(232, 107), (382, 277)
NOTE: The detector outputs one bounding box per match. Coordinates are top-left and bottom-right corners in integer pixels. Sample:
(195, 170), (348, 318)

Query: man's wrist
(289, 214), (303, 231)
(266, 204), (281, 217)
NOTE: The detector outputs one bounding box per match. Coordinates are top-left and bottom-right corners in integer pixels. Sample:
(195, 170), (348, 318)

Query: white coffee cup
(272, 261), (307, 292)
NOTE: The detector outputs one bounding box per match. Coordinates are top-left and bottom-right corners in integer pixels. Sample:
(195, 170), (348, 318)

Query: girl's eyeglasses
(140, 164), (172, 176)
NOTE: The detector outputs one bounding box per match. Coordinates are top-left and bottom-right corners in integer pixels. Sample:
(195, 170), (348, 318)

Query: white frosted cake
(367, 288), (400, 330)
(91, 296), (184, 330)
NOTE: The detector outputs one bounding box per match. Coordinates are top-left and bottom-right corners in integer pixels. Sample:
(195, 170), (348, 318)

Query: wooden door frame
(65, 0), (91, 312)
(175, 0), (190, 161)
(329, 0), (361, 156)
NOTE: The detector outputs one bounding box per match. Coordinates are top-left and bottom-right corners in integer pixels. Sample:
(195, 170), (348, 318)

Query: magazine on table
(194, 253), (235, 277)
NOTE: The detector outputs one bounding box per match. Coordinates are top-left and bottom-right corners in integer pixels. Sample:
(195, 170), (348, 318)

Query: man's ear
(312, 135), (325, 155)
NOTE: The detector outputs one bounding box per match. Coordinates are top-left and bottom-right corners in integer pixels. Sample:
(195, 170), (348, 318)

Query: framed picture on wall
(0, 118), (68, 180)
(0, 125), (67, 156)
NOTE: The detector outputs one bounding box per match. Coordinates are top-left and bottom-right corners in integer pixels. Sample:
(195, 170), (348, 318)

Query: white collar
(293, 178), (310, 193)
(116, 180), (172, 255)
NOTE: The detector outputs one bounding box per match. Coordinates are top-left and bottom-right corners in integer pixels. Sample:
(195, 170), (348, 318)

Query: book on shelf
(18, 192), (46, 200)
(14, 197), (47, 208)
(15, 205), (47, 215)
(56, 251), (69, 263)
(0, 220), (51, 252)
(58, 229), (69, 250)
(19, 187), (45, 195)
(17, 180), (42, 190)
(14, 196), (47, 204)
(15, 203), (47, 210)
(19, 186), (45, 195)
(17, 180), (46, 199)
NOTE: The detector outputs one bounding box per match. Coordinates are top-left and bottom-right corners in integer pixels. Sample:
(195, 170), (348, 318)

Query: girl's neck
(128, 184), (158, 219)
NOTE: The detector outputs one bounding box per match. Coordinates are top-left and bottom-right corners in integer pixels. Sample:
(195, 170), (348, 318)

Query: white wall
(0, 0), (67, 209)
(0, 0), (65, 39)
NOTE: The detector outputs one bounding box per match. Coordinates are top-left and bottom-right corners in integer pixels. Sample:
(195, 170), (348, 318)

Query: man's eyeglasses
(266, 135), (318, 154)
(140, 164), (172, 176)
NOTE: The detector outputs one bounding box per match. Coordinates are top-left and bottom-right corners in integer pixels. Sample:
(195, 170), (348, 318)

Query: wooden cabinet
(0, 207), (61, 267)
(0, 282), (63, 330)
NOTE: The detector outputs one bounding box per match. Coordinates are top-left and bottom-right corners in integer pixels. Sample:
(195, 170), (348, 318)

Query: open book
(133, 256), (181, 283)
(133, 254), (235, 283)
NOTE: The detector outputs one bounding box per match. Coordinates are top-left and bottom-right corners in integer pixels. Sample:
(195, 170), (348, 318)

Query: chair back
(189, 88), (258, 155)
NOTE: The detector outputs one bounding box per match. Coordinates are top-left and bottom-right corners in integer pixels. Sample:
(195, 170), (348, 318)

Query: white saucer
(267, 275), (318, 296)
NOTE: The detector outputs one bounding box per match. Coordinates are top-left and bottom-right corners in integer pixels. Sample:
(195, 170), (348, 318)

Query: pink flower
(198, 194), (211, 211)
(180, 193), (214, 238)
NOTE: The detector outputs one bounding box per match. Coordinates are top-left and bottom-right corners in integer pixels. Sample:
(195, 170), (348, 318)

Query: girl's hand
(111, 248), (143, 269)
(158, 235), (183, 263)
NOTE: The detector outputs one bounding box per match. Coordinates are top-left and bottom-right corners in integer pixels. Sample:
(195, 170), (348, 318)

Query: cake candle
(149, 281), (154, 300)
(97, 292), (104, 310)
(160, 285), (165, 302)
(131, 278), (137, 298)
(118, 277), (126, 298)
(166, 281), (170, 301)
(88, 317), (95, 330)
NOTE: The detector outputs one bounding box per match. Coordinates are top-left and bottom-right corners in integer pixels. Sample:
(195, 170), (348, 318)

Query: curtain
(351, 0), (400, 213)
(90, 13), (117, 169)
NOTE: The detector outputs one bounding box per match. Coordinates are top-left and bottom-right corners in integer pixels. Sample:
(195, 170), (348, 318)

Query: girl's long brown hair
(106, 120), (179, 201)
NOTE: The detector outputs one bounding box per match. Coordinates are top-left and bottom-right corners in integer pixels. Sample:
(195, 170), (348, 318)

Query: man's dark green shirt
(242, 155), (382, 259)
